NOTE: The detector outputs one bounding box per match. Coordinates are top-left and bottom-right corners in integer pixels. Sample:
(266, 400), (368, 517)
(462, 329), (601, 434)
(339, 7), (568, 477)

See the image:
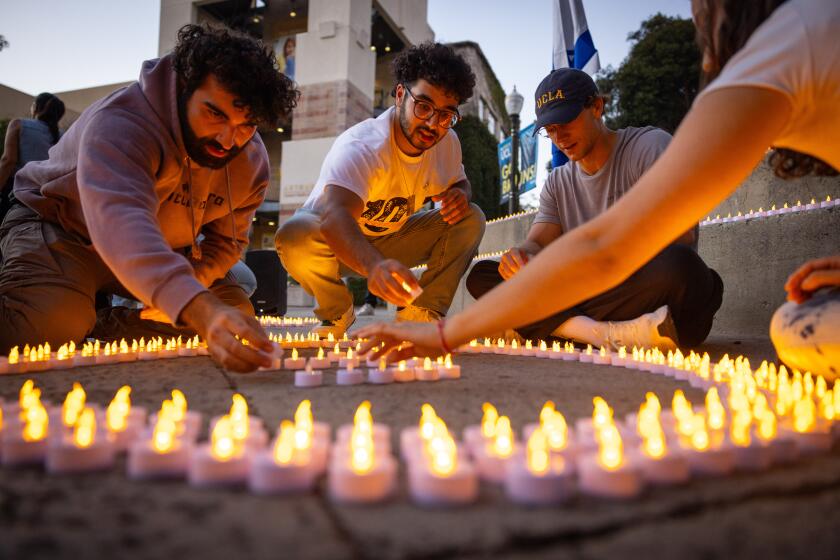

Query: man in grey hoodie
(0, 24), (299, 372)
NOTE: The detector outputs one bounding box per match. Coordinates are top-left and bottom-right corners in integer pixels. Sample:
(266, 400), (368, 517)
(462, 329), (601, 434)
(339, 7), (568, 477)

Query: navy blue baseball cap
(533, 68), (598, 134)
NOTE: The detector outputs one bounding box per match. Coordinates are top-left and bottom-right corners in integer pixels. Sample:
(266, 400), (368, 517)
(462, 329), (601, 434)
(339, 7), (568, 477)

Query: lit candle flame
(481, 402), (498, 438)
(492, 416), (514, 458)
(62, 382), (87, 428)
(294, 399), (313, 451)
(350, 401), (374, 475)
(23, 399), (48, 442)
(273, 420), (296, 465)
(210, 415), (236, 461)
(106, 385), (131, 432)
(229, 394), (250, 441)
(597, 423), (623, 471)
(527, 426), (550, 475)
(73, 407), (96, 449)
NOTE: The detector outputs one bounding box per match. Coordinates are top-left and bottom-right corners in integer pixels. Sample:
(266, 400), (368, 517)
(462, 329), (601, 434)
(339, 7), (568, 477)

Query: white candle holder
(249, 450), (318, 495)
(327, 455), (397, 504)
(367, 367), (394, 384)
(681, 444), (735, 476)
(127, 438), (191, 479)
(439, 363), (461, 380)
(283, 356), (306, 370)
(147, 410), (202, 443)
(504, 453), (576, 505)
(338, 357), (360, 370)
(336, 368), (365, 386)
(307, 357), (331, 369)
(72, 354), (96, 367)
(295, 368), (323, 388)
(336, 423), (391, 451)
(577, 452), (643, 499)
(472, 442), (519, 483)
(780, 425), (833, 454)
(188, 444), (251, 488)
(628, 449), (690, 485)
(108, 408), (148, 452)
(728, 440), (774, 471)
(391, 365), (416, 383)
(415, 364), (439, 381)
(46, 431), (116, 474)
(408, 460), (479, 507)
(1, 432), (49, 466)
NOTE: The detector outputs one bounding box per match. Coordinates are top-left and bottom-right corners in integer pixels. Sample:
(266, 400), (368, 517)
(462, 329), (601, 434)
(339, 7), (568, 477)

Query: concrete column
(279, 0), (376, 216)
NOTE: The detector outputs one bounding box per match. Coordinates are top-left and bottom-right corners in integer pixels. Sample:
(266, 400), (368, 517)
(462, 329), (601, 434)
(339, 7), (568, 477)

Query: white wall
(279, 136), (338, 207)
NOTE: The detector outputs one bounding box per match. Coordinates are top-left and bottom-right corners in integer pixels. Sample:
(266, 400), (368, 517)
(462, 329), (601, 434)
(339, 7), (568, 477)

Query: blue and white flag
(551, 0), (600, 167)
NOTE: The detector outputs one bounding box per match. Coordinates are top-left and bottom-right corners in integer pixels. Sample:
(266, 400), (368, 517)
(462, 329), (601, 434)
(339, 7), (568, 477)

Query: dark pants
(0, 204), (252, 353)
(465, 244), (724, 347)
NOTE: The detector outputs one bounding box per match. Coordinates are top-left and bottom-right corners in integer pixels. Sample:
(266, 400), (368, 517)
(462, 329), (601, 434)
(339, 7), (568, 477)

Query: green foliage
(455, 114), (503, 220)
(596, 14), (701, 133)
(0, 119), (8, 159)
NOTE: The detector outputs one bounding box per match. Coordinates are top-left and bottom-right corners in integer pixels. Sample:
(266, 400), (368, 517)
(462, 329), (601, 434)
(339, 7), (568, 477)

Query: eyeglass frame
(400, 83), (461, 129)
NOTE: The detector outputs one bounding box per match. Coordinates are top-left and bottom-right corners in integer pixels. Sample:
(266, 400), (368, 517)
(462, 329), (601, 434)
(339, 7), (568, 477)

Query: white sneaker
(357, 303), (376, 316)
(311, 305), (356, 339)
(396, 305), (442, 323)
(606, 305), (678, 352)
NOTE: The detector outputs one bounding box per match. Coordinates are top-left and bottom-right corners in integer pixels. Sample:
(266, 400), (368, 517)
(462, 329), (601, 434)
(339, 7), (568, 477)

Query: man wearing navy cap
(466, 69), (724, 350)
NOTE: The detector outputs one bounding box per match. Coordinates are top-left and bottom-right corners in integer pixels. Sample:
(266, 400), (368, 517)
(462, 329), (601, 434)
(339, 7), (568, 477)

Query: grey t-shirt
(535, 126), (671, 232)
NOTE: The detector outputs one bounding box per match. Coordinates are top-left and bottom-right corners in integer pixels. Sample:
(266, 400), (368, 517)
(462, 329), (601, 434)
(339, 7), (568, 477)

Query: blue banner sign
(499, 122), (537, 204)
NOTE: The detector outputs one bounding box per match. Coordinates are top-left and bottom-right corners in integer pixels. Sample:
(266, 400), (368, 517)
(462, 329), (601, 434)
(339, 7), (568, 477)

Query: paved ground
(1, 307), (838, 560)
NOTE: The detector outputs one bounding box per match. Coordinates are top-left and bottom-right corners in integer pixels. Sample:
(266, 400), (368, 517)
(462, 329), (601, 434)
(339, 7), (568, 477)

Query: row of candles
(0, 337), (210, 374)
(1, 372), (837, 505)
(701, 196), (836, 225)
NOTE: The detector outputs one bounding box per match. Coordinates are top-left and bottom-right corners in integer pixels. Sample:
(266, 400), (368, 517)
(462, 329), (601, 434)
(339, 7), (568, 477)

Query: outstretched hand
(785, 255), (840, 303)
(357, 320), (445, 362)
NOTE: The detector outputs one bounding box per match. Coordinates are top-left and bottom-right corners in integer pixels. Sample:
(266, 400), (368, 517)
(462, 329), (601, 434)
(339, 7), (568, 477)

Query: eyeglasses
(401, 84), (460, 129)
(537, 125), (562, 139)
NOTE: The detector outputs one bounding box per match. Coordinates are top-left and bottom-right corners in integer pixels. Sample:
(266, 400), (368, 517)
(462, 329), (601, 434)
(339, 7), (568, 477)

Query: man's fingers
(390, 269), (420, 291)
(215, 321), (272, 370)
(235, 314), (273, 352)
(800, 269), (840, 292)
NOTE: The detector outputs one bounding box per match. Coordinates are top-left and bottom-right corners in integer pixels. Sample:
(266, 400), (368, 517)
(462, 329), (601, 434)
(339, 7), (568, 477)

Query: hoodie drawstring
(184, 157), (240, 263)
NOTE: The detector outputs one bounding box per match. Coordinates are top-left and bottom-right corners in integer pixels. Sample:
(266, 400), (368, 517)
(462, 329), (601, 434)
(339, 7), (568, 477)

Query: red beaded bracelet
(437, 318), (454, 355)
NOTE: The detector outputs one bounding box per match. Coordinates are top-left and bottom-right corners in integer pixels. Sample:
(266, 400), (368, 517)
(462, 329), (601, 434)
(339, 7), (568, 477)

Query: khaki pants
(0, 204), (252, 353)
(275, 204), (485, 320)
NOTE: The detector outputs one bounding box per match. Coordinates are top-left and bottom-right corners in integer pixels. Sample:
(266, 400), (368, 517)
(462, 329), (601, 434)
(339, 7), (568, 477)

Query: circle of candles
(336, 368), (365, 386)
(415, 358), (439, 381)
(295, 366), (323, 388)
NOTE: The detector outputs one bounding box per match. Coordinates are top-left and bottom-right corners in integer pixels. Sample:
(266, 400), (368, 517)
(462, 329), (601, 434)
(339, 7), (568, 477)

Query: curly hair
(391, 42), (476, 104)
(173, 24), (299, 128)
(694, 0), (837, 179)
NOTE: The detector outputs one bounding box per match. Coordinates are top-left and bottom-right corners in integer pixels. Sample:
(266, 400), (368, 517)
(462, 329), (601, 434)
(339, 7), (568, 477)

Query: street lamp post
(505, 85), (524, 214)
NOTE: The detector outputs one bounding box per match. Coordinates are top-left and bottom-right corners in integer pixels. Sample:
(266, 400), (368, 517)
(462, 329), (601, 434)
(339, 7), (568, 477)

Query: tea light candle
(0, 346), (23, 374)
(337, 367), (365, 385)
(415, 357), (439, 381)
(159, 338), (179, 359)
(177, 336), (199, 357)
(295, 365), (323, 388)
(592, 346), (611, 366)
(507, 339), (523, 356)
(408, 433), (478, 507)
(521, 340), (536, 357)
(439, 354), (460, 380)
(105, 386), (147, 452)
(463, 402), (498, 454)
(283, 348), (306, 370)
(535, 340), (550, 358)
(147, 390), (201, 443)
(522, 402), (578, 459)
(328, 402), (397, 503)
(505, 428), (576, 505)
(367, 359), (395, 384)
(629, 402), (690, 485)
(211, 394), (269, 452)
(50, 343), (76, 369)
(1, 397), (49, 466)
(679, 415), (735, 476)
(337, 333), (354, 350)
(338, 348), (359, 369)
(327, 343), (343, 362)
(188, 416), (250, 488)
(577, 424), (643, 499)
(391, 360), (416, 383)
(46, 407), (115, 474)
(560, 341), (579, 361)
(258, 342), (285, 371)
(307, 348), (331, 369)
(578, 344), (595, 363)
(473, 415), (518, 483)
(493, 339), (508, 355)
(780, 398), (833, 454)
(127, 415), (191, 480)
(72, 343), (96, 367)
(249, 420), (318, 495)
(805, 197), (819, 210)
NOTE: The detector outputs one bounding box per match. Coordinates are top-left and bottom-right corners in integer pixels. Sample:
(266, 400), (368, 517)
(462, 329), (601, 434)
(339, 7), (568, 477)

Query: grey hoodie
(13, 55), (269, 323)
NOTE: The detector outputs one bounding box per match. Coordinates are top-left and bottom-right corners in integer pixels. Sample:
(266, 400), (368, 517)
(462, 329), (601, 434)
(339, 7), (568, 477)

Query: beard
(397, 99), (441, 152)
(178, 93), (245, 169)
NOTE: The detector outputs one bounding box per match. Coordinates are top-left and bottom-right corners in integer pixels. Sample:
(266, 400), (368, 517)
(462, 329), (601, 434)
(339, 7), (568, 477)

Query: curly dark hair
(694, 0), (837, 179)
(391, 42), (476, 104)
(173, 24), (299, 128)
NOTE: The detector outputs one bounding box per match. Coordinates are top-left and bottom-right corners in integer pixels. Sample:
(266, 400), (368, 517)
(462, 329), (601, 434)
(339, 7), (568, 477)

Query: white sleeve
(695, 2), (804, 110)
(317, 140), (379, 203)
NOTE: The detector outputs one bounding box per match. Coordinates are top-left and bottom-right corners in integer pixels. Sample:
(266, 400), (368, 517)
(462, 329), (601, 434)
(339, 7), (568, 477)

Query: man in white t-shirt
(275, 43), (485, 337)
(467, 69), (723, 350)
